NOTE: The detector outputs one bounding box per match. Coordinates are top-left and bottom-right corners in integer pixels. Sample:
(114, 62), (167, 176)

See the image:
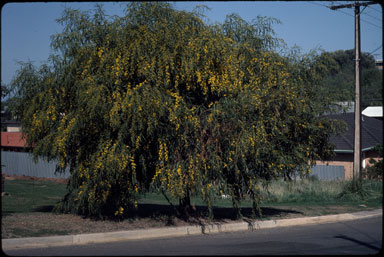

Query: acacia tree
(11, 3), (339, 219)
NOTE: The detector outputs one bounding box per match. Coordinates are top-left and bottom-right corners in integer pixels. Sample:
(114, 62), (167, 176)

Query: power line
(308, 1), (383, 57)
(308, 1), (329, 8)
(329, 1), (377, 9)
(308, 1), (382, 29)
(370, 45), (382, 54)
(363, 10), (382, 22)
(359, 17), (382, 29)
(333, 8), (382, 29)
(367, 5), (382, 14)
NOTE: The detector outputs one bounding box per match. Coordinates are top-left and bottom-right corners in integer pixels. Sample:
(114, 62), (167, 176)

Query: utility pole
(329, 1), (378, 181)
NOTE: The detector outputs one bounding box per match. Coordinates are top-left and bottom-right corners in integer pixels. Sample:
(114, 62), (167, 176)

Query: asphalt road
(3, 216), (382, 256)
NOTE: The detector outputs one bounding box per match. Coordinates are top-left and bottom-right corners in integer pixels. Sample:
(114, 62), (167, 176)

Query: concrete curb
(2, 209), (382, 250)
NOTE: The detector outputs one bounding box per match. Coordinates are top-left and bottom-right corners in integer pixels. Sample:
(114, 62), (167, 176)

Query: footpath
(2, 208), (382, 250)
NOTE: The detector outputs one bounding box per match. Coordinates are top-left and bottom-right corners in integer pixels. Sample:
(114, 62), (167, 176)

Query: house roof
(325, 113), (383, 153)
(1, 132), (27, 148)
(362, 106), (383, 118)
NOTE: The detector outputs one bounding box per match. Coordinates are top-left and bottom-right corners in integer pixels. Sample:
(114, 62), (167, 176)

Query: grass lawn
(1, 178), (382, 238)
(2, 178), (382, 214)
(2, 179), (68, 214)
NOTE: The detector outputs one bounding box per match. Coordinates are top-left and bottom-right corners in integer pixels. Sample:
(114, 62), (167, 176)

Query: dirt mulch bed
(3, 204), (375, 239)
(1, 212), (195, 239)
(1, 207), (308, 239)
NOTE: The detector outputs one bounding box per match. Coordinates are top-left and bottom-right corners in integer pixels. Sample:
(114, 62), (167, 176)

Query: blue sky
(1, 1), (382, 86)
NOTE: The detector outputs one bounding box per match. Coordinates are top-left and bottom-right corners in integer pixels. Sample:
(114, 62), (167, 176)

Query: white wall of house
(7, 126), (21, 132)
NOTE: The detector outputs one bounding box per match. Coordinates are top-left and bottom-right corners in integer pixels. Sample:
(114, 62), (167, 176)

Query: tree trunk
(178, 189), (192, 218)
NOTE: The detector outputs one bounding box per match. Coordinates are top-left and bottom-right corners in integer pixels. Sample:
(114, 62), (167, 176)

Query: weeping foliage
(11, 3), (340, 219)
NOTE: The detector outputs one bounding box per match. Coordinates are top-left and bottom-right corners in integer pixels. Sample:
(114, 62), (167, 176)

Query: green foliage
(318, 49), (383, 108)
(364, 144), (383, 181)
(262, 178), (382, 207)
(1, 84), (11, 99)
(10, 3), (341, 219)
(338, 179), (371, 201)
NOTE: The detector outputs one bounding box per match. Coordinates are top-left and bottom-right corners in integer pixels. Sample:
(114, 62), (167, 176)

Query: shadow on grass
(16, 202), (303, 225)
(119, 203), (304, 225)
(1, 211), (15, 217)
(33, 205), (55, 212)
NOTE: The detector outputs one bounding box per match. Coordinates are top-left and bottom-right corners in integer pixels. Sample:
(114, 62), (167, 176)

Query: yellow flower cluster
(31, 113), (42, 134)
(97, 47), (104, 59)
(114, 206), (124, 216)
(168, 91), (184, 131)
(109, 91), (123, 127)
(46, 94), (57, 121)
(158, 139), (169, 162)
(55, 117), (76, 167)
(130, 155), (136, 173)
(95, 140), (112, 171)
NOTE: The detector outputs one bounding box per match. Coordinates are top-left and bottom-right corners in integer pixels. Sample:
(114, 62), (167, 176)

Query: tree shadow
(1, 211), (15, 217)
(119, 203), (304, 225)
(27, 201), (303, 225)
(33, 205), (55, 212)
(334, 235), (381, 251)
